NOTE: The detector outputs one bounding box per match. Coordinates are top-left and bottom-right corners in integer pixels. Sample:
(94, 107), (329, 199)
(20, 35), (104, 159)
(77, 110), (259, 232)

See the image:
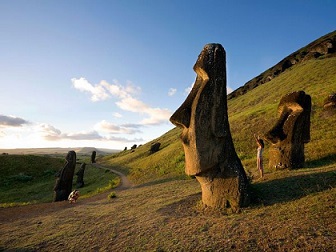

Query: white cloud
(112, 112), (122, 118)
(184, 83), (194, 95)
(71, 77), (109, 102)
(116, 97), (149, 113)
(38, 123), (104, 141)
(140, 108), (172, 125)
(227, 86), (234, 94)
(72, 78), (172, 126)
(94, 120), (141, 134)
(168, 88), (177, 96)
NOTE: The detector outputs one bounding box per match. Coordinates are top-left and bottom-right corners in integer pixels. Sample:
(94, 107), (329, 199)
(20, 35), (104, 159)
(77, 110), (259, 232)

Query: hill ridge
(228, 30), (336, 99)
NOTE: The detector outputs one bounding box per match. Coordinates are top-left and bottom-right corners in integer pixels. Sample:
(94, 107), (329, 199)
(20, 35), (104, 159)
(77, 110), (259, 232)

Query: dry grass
(1, 163), (335, 251)
(1, 52), (336, 251)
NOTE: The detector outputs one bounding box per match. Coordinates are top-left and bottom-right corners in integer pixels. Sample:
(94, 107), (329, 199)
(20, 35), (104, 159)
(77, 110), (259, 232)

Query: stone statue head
(265, 90), (311, 144)
(170, 44), (230, 176)
(265, 90), (311, 169)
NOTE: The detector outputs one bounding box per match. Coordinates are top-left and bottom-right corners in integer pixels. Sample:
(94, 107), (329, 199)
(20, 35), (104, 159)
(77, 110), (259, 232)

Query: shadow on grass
(305, 154), (336, 168)
(133, 175), (191, 189)
(251, 169), (336, 206)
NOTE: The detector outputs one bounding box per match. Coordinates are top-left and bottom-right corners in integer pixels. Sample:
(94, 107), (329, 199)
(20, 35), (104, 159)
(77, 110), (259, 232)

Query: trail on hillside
(0, 163), (132, 222)
(92, 163), (133, 189)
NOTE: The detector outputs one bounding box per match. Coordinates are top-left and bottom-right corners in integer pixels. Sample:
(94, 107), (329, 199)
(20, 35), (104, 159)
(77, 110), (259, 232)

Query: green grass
(0, 154), (120, 206)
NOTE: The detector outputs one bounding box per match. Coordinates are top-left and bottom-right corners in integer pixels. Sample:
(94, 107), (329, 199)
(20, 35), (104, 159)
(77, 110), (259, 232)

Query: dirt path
(92, 163), (133, 190)
(0, 163), (132, 223)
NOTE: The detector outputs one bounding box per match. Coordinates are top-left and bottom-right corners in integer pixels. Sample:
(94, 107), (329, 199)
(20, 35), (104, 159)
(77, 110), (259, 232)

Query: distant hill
(101, 30), (336, 184)
(228, 30), (336, 99)
(0, 147), (120, 156)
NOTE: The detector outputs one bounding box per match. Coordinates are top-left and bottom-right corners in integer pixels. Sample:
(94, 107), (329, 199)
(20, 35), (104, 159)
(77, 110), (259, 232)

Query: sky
(0, 0), (335, 150)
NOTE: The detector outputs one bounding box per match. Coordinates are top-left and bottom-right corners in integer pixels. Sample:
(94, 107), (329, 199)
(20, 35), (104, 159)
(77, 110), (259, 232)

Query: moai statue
(91, 151), (96, 163)
(170, 44), (249, 212)
(53, 151), (77, 202)
(76, 162), (86, 188)
(264, 91), (311, 169)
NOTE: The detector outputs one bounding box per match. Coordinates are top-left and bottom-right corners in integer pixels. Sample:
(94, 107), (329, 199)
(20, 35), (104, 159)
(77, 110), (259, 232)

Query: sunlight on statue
(170, 44), (249, 212)
(264, 91), (311, 169)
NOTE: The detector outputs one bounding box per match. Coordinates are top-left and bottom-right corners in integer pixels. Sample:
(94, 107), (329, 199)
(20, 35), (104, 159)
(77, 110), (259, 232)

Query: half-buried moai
(91, 150), (96, 163)
(170, 44), (250, 212)
(264, 91), (311, 169)
(76, 162), (86, 188)
(53, 151), (77, 202)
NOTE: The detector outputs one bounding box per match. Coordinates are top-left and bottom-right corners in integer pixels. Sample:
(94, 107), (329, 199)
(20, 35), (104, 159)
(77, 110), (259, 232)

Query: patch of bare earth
(1, 166), (335, 251)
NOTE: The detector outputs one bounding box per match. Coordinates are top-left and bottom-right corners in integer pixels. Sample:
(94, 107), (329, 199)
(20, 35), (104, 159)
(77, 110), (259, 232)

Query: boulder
(150, 142), (161, 154)
(323, 92), (336, 110)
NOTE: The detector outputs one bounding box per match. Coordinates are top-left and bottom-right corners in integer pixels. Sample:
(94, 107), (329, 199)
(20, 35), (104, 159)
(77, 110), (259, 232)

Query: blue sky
(0, 0), (335, 149)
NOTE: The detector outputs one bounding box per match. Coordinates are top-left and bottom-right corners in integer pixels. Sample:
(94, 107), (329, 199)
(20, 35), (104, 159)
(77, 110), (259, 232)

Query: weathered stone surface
(53, 151), (77, 202)
(150, 142), (161, 154)
(264, 91), (311, 169)
(76, 163), (86, 188)
(170, 43), (250, 212)
(323, 92), (336, 110)
(91, 151), (96, 163)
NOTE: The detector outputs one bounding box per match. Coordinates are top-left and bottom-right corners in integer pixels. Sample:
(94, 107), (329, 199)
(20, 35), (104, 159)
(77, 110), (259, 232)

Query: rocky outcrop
(228, 30), (336, 100)
(264, 91), (311, 169)
(149, 142), (161, 154)
(170, 43), (250, 212)
(323, 92), (336, 110)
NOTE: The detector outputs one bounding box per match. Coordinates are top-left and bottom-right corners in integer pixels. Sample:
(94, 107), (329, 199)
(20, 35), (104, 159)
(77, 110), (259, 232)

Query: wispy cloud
(168, 88), (177, 96)
(71, 77), (109, 102)
(112, 112), (122, 118)
(0, 115), (30, 127)
(94, 120), (141, 134)
(39, 123), (102, 141)
(38, 122), (143, 144)
(72, 78), (172, 125)
(184, 83), (194, 95)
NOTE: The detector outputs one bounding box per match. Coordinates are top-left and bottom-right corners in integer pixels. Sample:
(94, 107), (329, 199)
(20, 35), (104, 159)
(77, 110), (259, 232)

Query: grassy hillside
(101, 56), (336, 183)
(0, 154), (120, 206)
(1, 40), (336, 252)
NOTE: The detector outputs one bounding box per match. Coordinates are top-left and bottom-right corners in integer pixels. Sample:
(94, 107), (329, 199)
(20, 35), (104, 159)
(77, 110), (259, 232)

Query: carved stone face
(170, 44), (229, 176)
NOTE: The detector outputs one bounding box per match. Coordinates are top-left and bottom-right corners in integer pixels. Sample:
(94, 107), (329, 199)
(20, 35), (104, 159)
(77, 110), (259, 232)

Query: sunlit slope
(229, 57), (336, 175)
(101, 57), (336, 183)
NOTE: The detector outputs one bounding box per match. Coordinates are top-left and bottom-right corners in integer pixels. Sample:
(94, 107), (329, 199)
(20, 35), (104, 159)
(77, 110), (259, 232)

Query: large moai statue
(53, 151), (77, 202)
(76, 162), (86, 188)
(170, 44), (249, 212)
(264, 91), (311, 169)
